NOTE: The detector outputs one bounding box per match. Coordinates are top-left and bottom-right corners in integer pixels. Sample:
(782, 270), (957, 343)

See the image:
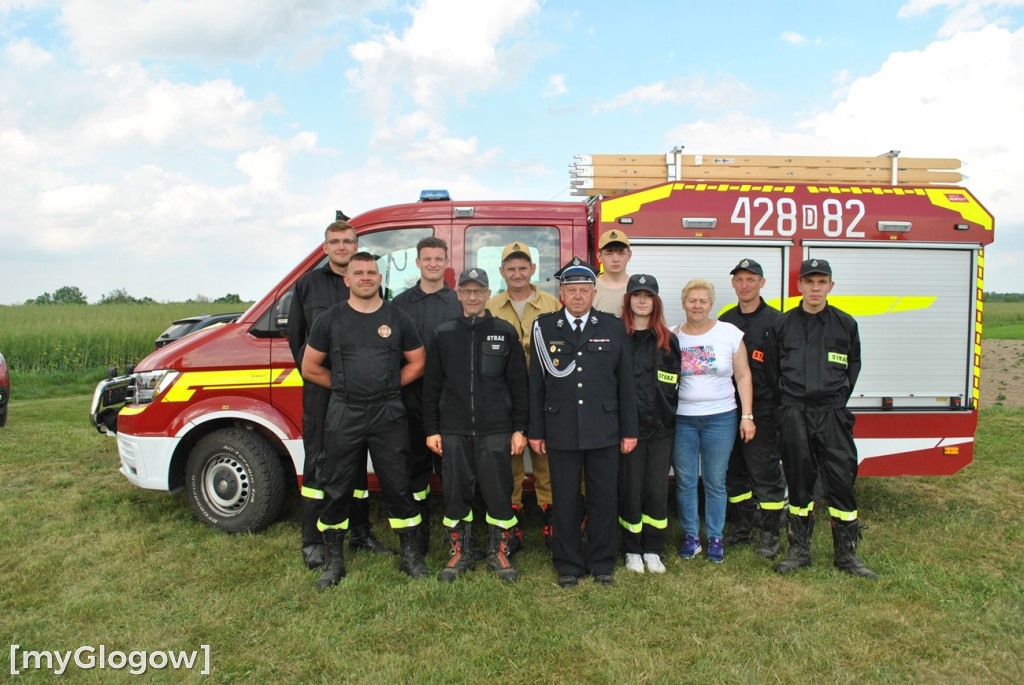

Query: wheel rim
(201, 455), (250, 517)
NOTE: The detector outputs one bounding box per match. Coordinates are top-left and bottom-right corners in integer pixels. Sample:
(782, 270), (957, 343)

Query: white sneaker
(624, 553), (645, 573)
(643, 553), (666, 574)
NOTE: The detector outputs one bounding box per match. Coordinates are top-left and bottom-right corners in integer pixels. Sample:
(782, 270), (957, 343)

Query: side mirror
(275, 290), (293, 338)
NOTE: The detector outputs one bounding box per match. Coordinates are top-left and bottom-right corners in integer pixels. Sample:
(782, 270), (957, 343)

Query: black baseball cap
(458, 267), (489, 288)
(626, 273), (659, 295)
(799, 259), (832, 277)
(730, 258), (764, 277)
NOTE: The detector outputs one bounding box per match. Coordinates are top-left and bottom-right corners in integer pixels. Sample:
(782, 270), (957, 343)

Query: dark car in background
(154, 313), (242, 349)
(0, 352), (9, 427)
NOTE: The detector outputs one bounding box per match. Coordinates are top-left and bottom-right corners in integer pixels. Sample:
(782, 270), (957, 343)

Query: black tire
(186, 428), (285, 533)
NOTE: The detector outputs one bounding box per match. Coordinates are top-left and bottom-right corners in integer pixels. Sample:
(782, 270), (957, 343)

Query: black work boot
(349, 525), (397, 555)
(316, 530), (347, 589)
(754, 509), (783, 560)
(398, 527), (430, 578)
(437, 523), (476, 583)
(487, 525), (520, 582)
(831, 519), (878, 580)
(724, 500), (758, 546)
(507, 504), (524, 558)
(301, 498), (326, 570)
(775, 513), (814, 574)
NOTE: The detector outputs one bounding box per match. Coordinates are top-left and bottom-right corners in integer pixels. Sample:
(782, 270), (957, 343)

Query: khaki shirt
(593, 276), (628, 315)
(487, 285), (561, 368)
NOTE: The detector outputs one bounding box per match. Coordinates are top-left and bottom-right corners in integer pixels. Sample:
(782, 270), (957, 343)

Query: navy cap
(458, 267), (489, 288)
(626, 273), (659, 295)
(730, 258), (764, 277)
(554, 256), (598, 284)
(799, 258), (832, 277)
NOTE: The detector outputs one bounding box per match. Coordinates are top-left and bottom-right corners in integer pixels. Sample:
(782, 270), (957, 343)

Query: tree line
(26, 286), (246, 306)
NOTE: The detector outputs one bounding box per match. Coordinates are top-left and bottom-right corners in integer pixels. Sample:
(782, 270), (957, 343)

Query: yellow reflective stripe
(388, 513), (423, 530)
(728, 491), (753, 504)
(412, 486), (430, 501)
(119, 406), (146, 416)
(317, 518), (348, 531)
(641, 514), (668, 530)
(352, 489), (368, 500)
(775, 295), (937, 317)
(789, 502), (814, 516)
(657, 370), (678, 384)
(827, 352), (848, 365)
(828, 507), (858, 522)
(161, 368), (300, 403)
(301, 486), (324, 500)
(443, 515), (472, 528)
(486, 513), (517, 529)
(618, 516), (642, 534)
(759, 501), (786, 511)
(601, 183), (676, 222)
(925, 187), (993, 230)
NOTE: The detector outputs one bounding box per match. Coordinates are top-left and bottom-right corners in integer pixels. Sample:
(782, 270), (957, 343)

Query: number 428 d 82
(731, 197), (866, 238)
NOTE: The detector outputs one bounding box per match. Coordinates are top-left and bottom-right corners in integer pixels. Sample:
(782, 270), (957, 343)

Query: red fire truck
(90, 151), (995, 533)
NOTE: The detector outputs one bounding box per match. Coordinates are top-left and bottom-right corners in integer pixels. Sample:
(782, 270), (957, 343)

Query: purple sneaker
(707, 537), (724, 563)
(678, 534), (702, 559)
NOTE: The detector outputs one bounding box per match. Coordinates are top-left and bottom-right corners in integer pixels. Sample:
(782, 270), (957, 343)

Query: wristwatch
(741, 414), (754, 420)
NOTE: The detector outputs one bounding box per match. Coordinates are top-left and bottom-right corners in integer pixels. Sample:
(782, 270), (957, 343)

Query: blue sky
(1, 0), (1022, 304)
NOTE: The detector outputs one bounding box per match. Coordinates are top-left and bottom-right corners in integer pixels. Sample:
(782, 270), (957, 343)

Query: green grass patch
(2, 396), (1023, 682)
(982, 301), (1024, 339)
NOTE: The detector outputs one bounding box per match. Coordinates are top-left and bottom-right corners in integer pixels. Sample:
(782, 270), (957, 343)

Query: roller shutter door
(807, 246), (973, 409)
(628, 243), (787, 326)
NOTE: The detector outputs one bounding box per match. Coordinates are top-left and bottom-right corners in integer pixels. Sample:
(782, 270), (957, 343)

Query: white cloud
(58, 0), (379, 64)
(781, 30), (808, 45)
(899, 0), (1024, 36)
(545, 74), (567, 98)
(5, 37), (52, 66)
(346, 0), (539, 169)
(593, 75), (759, 114)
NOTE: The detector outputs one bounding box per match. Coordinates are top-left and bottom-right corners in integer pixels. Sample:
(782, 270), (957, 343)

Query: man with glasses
(288, 220), (394, 571)
(422, 268), (528, 583)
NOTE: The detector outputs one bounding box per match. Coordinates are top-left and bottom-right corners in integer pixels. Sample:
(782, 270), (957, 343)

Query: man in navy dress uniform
(528, 256), (639, 587)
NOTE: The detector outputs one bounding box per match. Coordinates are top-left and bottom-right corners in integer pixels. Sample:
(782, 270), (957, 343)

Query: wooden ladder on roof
(569, 149), (963, 196)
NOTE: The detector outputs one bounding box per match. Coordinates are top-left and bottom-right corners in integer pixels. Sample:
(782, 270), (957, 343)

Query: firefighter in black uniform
(301, 252), (430, 587)
(528, 257), (639, 588)
(422, 268), (529, 583)
(287, 220), (393, 570)
(764, 258), (877, 579)
(719, 259), (787, 559)
(392, 236), (462, 555)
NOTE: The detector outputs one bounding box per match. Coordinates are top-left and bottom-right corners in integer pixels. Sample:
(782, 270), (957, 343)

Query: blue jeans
(673, 410), (739, 540)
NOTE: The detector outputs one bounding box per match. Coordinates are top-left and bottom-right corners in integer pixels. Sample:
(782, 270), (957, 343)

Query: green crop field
(983, 301), (1024, 339)
(0, 302), (249, 398)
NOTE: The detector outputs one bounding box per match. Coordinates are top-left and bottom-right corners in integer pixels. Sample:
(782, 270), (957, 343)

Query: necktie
(573, 318), (583, 342)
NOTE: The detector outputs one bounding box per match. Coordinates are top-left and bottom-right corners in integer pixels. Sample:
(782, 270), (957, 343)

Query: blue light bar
(419, 189), (451, 202)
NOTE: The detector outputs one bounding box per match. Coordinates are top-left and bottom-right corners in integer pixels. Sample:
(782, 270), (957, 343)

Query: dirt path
(980, 339), (1024, 408)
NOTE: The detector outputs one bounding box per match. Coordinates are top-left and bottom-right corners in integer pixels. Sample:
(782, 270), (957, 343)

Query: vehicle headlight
(131, 370), (180, 404)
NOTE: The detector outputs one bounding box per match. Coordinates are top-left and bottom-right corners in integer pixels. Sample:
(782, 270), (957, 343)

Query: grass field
(1, 394), (1022, 682)
(0, 302), (249, 398)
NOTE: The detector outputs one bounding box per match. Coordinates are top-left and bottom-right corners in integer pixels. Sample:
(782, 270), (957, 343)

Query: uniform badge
(378, 324), (392, 338)
(553, 358), (560, 367)
(590, 315), (598, 325)
(550, 344), (557, 353)
(740, 259), (750, 268)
